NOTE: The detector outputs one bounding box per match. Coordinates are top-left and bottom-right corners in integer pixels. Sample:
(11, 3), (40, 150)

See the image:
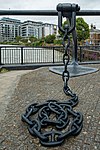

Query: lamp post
(95, 32), (96, 46)
(82, 28), (85, 45)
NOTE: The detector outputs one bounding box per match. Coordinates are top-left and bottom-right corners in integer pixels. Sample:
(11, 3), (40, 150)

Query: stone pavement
(0, 70), (33, 121)
(0, 64), (100, 150)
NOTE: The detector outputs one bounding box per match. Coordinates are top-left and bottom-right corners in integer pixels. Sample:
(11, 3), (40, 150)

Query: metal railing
(1, 10), (100, 16)
(0, 46), (64, 65)
(78, 46), (100, 62)
(0, 45), (99, 65)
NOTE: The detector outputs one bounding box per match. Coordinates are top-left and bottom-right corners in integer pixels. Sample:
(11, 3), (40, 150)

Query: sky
(0, 0), (100, 28)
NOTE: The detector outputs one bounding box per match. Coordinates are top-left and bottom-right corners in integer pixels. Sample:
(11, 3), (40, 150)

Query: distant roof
(21, 20), (57, 26)
(43, 22), (57, 26)
(0, 17), (21, 23)
(90, 28), (100, 33)
(22, 20), (43, 24)
(0, 17), (57, 26)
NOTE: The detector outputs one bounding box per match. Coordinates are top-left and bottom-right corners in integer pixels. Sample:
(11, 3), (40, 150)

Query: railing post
(0, 47), (1, 65)
(21, 47), (23, 64)
(53, 47), (55, 63)
(79, 46), (82, 62)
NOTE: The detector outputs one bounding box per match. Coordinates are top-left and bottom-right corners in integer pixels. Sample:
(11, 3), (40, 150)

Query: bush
(54, 39), (62, 45)
(0, 68), (8, 73)
(45, 34), (56, 44)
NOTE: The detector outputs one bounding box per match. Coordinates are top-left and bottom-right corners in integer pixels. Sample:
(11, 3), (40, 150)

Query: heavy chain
(21, 29), (83, 146)
(62, 25), (78, 106)
(22, 100), (83, 146)
(21, 3), (83, 147)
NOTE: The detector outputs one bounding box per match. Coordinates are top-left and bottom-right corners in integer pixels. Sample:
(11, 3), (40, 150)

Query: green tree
(58, 17), (89, 44)
(54, 39), (62, 45)
(45, 34), (56, 44)
(32, 37), (45, 47)
(15, 36), (22, 43)
(29, 36), (37, 43)
(21, 38), (28, 44)
(58, 20), (69, 37)
(76, 17), (89, 44)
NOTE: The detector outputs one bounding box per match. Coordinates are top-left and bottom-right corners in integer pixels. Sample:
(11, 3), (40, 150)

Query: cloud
(79, 0), (100, 9)
(0, 0), (99, 10)
(0, 0), (80, 10)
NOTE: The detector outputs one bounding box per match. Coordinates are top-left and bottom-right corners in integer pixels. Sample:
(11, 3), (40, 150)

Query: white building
(21, 21), (58, 39)
(0, 17), (58, 41)
(0, 17), (21, 42)
(20, 20), (43, 39)
(43, 23), (58, 37)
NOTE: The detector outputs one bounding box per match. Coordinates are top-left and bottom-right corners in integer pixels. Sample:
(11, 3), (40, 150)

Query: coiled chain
(21, 20), (83, 147)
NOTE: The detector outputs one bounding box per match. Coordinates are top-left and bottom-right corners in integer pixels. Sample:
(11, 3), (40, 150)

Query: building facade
(90, 24), (100, 45)
(21, 21), (58, 39)
(0, 17), (21, 42)
(42, 23), (58, 37)
(0, 17), (58, 42)
(20, 21), (43, 39)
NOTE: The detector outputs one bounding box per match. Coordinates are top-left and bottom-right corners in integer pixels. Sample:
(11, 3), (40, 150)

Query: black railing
(78, 46), (100, 62)
(0, 46), (64, 65)
(1, 10), (100, 16)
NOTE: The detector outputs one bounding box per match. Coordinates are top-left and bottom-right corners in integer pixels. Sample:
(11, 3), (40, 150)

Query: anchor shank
(71, 28), (78, 65)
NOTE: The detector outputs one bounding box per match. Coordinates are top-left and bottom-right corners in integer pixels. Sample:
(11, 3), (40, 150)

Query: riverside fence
(0, 45), (100, 66)
(0, 46), (64, 65)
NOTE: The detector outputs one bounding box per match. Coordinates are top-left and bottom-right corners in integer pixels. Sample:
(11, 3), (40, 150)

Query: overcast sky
(0, 0), (100, 28)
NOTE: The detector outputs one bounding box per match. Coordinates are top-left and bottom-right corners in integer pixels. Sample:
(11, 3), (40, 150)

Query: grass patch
(0, 68), (9, 73)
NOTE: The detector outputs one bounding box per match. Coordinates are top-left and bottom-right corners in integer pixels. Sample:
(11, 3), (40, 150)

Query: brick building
(90, 24), (100, 45)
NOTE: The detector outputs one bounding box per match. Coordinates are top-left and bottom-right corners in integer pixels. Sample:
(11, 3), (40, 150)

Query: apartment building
(0, 17), (21, 42)
(42, 23), (58, 37)
(20, 20), (44, 39)
(0, 17), (58, 41)
(21, 21), (58, 39)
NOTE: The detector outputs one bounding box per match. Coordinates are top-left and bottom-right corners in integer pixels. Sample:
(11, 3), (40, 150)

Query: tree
(45, 34), (56, 44)
(58, 17), (89, 44)
(76, 17), (89, 44)
(15, 36), (22, 43)
(58, 20), (69, 37)
(29, 36), (37, 43)
(54, 39), (62, 45)
(21, 38), (28, 44)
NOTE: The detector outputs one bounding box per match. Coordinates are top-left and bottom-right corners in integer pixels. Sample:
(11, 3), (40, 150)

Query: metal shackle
(57, 3), (80, 13)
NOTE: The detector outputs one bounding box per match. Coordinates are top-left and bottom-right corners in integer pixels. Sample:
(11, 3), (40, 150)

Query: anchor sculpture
(21, 3), (96, 147)
(49, 3), (98, 77)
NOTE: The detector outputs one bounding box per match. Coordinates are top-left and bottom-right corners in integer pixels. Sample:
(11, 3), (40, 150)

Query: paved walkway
(0, 64), (100, 150)
(0, 70), (33, 121)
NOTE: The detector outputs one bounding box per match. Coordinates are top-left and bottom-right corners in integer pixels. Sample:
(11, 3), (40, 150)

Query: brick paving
(0, 64), (100, 150)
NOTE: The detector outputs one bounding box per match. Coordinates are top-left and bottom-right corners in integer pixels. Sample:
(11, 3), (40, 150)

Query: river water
(1, 47), (63, 64)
